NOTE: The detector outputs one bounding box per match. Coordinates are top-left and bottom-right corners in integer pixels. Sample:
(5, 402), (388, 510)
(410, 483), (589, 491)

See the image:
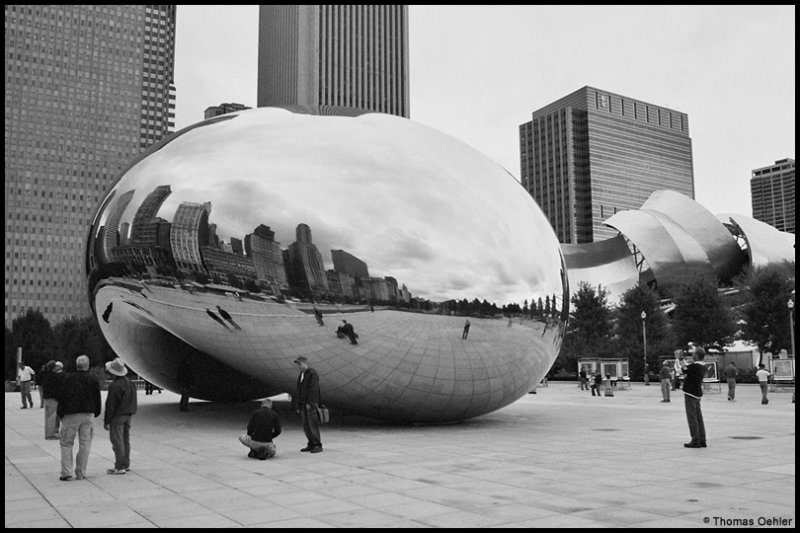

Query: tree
(738, 264), (795, 357)
(557, 282), (614, 372)
(53, 315), (117, 370)
(615, 284), (674, 380)
(672, 274), (736, 350)
(10, 309), (55, 376)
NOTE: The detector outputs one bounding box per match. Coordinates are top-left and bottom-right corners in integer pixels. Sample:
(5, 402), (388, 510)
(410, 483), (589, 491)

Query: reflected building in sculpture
(520, 86), (694, 244)
(86, 106), (567, 423)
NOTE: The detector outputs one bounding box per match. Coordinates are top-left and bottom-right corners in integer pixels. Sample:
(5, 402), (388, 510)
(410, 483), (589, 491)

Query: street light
(641, 311), (648, 385)
(789, 300), (795, 358)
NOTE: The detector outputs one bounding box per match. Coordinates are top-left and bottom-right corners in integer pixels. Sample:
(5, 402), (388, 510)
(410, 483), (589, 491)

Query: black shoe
(310, 446), (323, 453)
(248, 450), (256, 458)
(300, 446), (313, 452)
(256, 449), (269, 460)
(684, 442), (702, 448)
(59, 475), (73, 481)
(700, 442), (707, 448)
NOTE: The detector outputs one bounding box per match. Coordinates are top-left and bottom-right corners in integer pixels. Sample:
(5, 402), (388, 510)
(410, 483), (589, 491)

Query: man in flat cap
(294, 356), (323, 453)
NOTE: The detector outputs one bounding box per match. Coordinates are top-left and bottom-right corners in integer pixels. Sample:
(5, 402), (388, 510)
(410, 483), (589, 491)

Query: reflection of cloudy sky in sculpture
(97, 108), (563, 305)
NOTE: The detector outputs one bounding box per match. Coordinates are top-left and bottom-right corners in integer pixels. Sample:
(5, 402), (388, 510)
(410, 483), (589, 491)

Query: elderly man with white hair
(56, 355), (102, 481)
(239, 398), (282, 460)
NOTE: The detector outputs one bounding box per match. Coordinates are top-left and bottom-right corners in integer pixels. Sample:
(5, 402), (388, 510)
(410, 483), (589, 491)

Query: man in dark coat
(239, 398), (282, 460)
(56, 355), (102, 481)
(341, 320), (358, 344)
(682, 347), (707, 448)
(103, 358), (138, 474)
(294, 356), (323, 453)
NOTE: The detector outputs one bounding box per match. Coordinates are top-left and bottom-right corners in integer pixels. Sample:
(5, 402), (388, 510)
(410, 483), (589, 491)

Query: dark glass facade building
(5, 5), (176, 324)
(750, 158), (795, 234)
(519, 86), (694, 243)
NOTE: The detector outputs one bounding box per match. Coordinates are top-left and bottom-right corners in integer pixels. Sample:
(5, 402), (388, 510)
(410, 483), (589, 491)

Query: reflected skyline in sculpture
(86, 106), (568, 423)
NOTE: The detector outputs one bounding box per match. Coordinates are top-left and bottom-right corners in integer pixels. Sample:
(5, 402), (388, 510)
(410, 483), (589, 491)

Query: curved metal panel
(86, 107), (568, 423)
(605, 209), (715, 290)
(716, 214), (796, 269)
(561, 235), (639, 305)
(642, 190), (745, 281)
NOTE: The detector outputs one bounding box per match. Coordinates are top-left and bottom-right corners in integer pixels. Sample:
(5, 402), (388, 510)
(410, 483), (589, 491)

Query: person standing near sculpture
(462, 319), (471, 339)
(579, 368), (588, 391)
(103, 358), (138, 475)
(659, 361), (672, 402)
(42, 361), (65, 439)
(681, 347), (707, 448)
(57, 355), (102, 480)
(756, 363), (771, 405)
(177, 357), (194, 412)
(294, 356), (323, 453)
(725, 361), (739, 401)
(17, 362), (36, 409)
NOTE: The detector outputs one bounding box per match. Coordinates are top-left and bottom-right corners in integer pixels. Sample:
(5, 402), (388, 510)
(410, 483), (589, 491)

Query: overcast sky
(174, 5), (795, 218)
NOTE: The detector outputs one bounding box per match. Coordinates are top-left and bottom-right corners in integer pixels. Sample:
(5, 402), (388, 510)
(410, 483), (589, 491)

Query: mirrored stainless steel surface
(86, 107), (568, 422)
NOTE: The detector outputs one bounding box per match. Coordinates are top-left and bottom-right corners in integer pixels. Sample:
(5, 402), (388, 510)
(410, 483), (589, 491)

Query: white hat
(105, 358), (128, 377)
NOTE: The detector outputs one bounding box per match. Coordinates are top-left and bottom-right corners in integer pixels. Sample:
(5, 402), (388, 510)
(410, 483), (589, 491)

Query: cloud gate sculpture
(86, 107), (568, 423)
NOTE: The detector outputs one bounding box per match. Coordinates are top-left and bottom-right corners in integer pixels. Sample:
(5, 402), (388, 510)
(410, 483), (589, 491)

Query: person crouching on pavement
(239, 398), (282, 460)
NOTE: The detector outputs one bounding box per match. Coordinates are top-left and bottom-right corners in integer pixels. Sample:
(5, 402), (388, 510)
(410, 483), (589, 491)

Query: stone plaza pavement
(5, 381), (795, 528)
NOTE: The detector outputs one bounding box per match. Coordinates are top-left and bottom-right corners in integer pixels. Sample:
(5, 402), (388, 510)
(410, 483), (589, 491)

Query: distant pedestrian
(294, 356), (323, 453)
(462, 319), (471, 339)
(725, 362), (739, 401)
(756, 363), (771, 405)
(177, 357), (194, 412)
(103, 358), (138, 475)
(57, 355), (102, 481)
(42, 361), (65, 439)
(313, 307), (324, 326)
(682, 347), (707, 448)
(591, 372), (602, 397)
(579, 369), (588, 391)
(659, 361), (672, 402)
(239, 398), (282, 460)
(17, 362), (36, 409)
(35, 362), (47, 407)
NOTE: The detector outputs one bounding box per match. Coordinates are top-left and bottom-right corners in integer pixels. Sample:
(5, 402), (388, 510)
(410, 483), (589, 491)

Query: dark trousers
(727, 378), (736, 400)
(300, 404), (322, 448)
(109, 415), (132, 470)
(759, 382), (769, 404)
(684, 395), (706, 444)
(179, 388), (190, 411)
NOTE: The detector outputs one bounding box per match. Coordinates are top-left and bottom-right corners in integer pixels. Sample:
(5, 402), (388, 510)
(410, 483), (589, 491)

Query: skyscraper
(520, 86), (694, 244)
(5, 5), (176, 324)
(750, 158), (795, 234)
(257, 5), (409, 117)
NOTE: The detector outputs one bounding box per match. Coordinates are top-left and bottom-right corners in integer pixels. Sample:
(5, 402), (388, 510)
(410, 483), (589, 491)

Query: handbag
(316, 404), (330, 424)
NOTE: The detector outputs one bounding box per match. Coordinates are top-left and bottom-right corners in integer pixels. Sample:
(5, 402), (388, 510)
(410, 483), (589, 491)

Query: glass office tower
(751, 158), (795, 234)
(5, 5), (176, 324)
(520, 86), (694, 243)
(257, 5), (409, 118)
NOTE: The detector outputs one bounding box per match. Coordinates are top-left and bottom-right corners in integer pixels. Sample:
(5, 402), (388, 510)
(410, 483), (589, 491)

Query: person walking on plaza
(681, 347), (707, 448)
(294, 356), (323, 453)
(57, 355), (102, 481)
(239, 398), (282, 460)
(42, 361), (65, 439)
(659, 361), (672, 402)
(756, 363), (771, 405)
(103, 358), (138, 475)
(725, 361), (739, 401)
(462, 319), (471, 339)
(17, 361), (36, 409)
(579, 368), (588, 391)
(591, 372), (603, 397)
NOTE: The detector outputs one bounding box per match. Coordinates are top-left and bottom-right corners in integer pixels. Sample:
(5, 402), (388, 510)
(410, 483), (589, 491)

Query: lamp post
(789, 300), (795, 358)
(641, 311), (648, 385)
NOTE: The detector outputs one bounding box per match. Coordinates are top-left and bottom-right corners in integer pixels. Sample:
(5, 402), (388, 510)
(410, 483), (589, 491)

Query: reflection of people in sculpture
(462, 319), (471, 339)
(313, 307), (324, 326)
(341, 320), (358, 344)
